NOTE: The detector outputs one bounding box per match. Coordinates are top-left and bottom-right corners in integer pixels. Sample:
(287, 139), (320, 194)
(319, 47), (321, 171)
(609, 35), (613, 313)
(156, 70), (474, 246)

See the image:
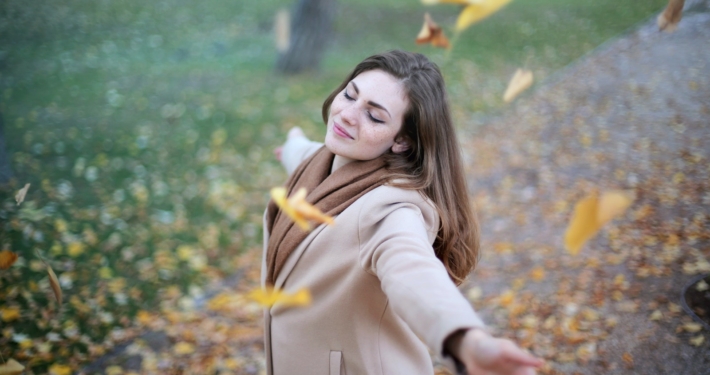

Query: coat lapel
(273, 222), (329, 289)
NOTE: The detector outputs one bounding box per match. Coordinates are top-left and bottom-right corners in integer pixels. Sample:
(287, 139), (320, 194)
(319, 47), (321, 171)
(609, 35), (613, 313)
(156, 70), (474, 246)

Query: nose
(340, 102), (358, 126)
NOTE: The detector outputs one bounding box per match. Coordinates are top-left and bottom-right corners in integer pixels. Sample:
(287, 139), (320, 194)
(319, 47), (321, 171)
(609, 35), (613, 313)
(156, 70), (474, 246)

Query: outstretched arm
(445, 328), (544, 375)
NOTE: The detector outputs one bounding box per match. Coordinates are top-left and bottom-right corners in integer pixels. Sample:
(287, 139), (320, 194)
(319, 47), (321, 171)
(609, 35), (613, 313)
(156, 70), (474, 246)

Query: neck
(331, 155), (355, 174)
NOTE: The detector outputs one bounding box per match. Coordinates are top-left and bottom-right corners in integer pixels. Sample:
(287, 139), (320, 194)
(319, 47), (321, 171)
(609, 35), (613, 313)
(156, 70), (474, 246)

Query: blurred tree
(276, 0), (336, 74)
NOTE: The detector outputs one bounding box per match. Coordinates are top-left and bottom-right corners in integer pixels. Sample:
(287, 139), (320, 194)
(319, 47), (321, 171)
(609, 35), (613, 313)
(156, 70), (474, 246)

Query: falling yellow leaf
(597, 190), (635, 226)
(422, 0), (475, 4)
(0, 306), (21, 322)
(503, 68), (533, 103)
(274, 8), (290, 53)
(48, 364), (73, 375)
(271, 187), (334, 231)
(564, 190), (635, 255)
(173, 342), (195, 355)
(455, 0), (513, 31)
(0, 250), (19, 269)
(248, 286), (311, 308)
(15, 183), (30, 205)
(690, 335), (705, 346)
(47, 265), (62, 305)
(696, 280), (709, 292)
(415, 13), (450, 49)
(106, 366), (124, 375)
(657, 0), (685, 32)
(0, 359), (25, 375)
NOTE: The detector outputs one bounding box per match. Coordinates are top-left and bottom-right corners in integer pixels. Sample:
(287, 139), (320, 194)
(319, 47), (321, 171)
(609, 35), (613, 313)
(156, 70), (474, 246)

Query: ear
(391, 137), (410, 154)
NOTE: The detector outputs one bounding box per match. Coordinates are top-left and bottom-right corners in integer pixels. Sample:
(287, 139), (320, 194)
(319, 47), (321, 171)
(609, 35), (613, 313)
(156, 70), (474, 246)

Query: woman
(264, 50), (542, 375)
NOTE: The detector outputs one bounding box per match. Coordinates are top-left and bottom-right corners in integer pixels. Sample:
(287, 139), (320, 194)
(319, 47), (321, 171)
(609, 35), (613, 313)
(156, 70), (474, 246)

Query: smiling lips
(333, 123), (354, 140)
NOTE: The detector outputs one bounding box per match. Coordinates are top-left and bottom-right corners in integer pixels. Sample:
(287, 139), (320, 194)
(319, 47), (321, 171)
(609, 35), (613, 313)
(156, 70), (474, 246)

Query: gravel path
(454, 2), (710, 374)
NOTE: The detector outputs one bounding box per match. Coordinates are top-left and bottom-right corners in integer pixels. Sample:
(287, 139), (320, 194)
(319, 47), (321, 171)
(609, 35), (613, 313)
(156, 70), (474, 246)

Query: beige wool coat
(261, 136), (485, 375)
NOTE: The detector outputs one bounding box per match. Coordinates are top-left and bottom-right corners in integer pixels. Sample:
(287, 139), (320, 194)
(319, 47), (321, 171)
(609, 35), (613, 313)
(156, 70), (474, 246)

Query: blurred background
(1, 0), (691, 373)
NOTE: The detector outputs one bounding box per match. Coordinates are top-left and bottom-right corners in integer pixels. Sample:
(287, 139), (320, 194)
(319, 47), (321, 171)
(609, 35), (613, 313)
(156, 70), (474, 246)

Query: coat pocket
(329, 351), (346, 375)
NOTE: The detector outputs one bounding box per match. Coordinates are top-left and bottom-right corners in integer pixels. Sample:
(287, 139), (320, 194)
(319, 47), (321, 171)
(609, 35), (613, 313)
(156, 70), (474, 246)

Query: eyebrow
(350, 81), (391, 119)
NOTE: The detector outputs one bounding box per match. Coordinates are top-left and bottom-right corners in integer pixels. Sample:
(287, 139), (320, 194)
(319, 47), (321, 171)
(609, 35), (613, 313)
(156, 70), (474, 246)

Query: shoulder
(358, 185), (439, 235)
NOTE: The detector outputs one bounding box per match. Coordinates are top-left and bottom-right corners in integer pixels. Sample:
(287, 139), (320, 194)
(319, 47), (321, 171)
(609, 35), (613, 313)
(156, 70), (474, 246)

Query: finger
(274, 147), (283, 161)
(498, 340), (544, 367)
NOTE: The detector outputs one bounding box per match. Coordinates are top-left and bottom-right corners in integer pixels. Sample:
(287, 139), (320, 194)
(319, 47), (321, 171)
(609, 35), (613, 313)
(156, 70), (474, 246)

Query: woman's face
(325, 69), (409, 162)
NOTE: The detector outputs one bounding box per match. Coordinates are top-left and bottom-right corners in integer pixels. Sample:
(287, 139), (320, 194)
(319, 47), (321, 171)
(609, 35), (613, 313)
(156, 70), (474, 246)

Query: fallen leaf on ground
(271, 187), (334, 231)
(0, 250), (19, 270)
(564, 190), (634, 255)
(15, 183), (30, 205)
(657, 0), (685, 32)
(416, 13), (450, 49)
(1, 306), (20, 322)
(690, 335), (705, 346)
(248, 286), (311, 308)
(174, 342), (195, 355)
(503, 69), (533, 103)
(0, 359), (25, 375)
(48, 265), (63, 305)
(456, 0), (513, 31)
(681, 322), (703, 333)
(649, 310), (663, 321)
(48, 364), (72, 375)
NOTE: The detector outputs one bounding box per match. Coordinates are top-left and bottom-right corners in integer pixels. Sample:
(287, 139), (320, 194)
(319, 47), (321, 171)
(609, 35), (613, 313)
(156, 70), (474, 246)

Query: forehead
(351, 70), (408, 111)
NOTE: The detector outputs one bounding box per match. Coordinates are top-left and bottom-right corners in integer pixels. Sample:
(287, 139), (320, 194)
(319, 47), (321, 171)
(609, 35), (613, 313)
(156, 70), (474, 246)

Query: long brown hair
(322, 50), (479, 284)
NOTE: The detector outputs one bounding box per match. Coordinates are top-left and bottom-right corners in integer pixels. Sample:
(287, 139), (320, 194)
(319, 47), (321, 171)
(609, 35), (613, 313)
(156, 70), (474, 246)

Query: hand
(448, 329), (543, 375)
(274, 127), (306, 161)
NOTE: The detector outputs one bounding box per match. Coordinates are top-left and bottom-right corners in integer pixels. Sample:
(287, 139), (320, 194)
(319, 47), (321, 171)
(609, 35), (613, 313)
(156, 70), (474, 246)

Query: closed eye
(368, 113), (384, 123)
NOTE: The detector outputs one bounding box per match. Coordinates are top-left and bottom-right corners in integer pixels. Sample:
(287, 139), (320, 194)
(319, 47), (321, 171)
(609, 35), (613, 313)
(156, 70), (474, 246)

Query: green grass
(0, 0), (666, 371)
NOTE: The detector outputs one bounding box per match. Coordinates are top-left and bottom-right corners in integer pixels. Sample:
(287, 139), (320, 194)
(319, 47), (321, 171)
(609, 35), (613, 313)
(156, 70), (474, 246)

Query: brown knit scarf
(265, 146), (389, 286)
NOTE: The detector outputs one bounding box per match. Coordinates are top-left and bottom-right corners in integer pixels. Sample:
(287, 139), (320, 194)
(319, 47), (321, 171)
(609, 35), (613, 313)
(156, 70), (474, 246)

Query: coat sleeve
(280, 135), (323, 176)
(357, 188), (486, 369)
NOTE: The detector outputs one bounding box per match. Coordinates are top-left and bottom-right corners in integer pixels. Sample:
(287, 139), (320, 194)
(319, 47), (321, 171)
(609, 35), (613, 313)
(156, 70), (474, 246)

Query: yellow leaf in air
(564, 194), (599, 255)
(503, 68), (533, 103)
(422, 0), (474, 4)
(173, 342), (195, 355)
(415, 13), (450, 49)
(564, 190), (634, 255)
(657, 0), (685, 32)
(0, 250), (19, 270)
(248, 286), (311, 308)
(105, 366), (124, 375)
(15, 183), (30, 205)
(274, 8), (290, 53)
(0, 306), (21, 322)
(48, 364), (73, 375)
(271, 187), (334, 231)
(456, 0), (513, 31)
(597, 190), (635, 226)
(0, 359), (25, 375)
(48, 265), (63, 305)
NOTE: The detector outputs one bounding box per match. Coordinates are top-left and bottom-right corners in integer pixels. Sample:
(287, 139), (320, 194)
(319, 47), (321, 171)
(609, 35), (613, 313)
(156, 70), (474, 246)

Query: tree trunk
(276, 0), (336, 75)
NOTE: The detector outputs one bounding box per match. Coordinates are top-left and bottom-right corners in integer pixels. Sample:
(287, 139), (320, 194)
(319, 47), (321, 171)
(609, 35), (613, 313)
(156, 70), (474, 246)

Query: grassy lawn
(0, 0), (666, 371)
